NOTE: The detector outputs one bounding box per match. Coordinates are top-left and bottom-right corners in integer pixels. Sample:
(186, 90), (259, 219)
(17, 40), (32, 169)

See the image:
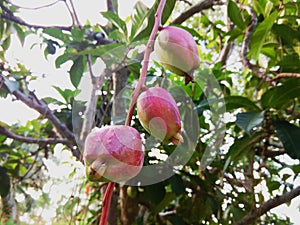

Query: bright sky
(1, 0), (299, 223)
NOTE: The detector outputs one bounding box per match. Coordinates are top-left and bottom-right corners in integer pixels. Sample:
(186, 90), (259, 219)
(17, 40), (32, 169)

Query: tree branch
(78, 57), (107, 151)
(171, 0), (221, 25)
(5, 0), (62, 11)
(0, 126), (69, 145)
(272, 73), (300, 81)
(125, 0), (166, 126)
(0, 1), (72, 30)
(240, 5), (274, 85)
(234, 186), (300, 225)
(106, 0), (116, 13)
(66, 0), (81, 28)
(0, 75), (80, 159)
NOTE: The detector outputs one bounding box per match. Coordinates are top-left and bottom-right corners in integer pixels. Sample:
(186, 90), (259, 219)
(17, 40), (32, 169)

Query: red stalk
(125, 0), (167, 126)
(99, 1), (166, 224)
(99, 182), (115, 225)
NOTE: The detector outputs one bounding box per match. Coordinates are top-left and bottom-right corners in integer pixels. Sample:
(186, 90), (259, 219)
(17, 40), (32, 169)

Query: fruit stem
(99, 182), (115, 225)
(99, 1), (167, 224)
(125, 0), (167, 126)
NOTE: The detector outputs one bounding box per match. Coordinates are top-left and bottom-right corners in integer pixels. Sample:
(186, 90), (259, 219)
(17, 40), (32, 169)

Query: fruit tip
(170, 132), (184, 145)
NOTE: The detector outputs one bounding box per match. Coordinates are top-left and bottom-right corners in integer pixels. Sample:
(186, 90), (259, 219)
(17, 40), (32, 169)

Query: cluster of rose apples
(84, 26), (200, 183)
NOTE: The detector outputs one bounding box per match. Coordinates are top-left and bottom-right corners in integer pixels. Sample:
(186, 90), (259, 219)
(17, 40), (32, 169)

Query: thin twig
(234, 186), (300, 225)
(177, 0), (193, 6)
(106, 0), (116, 13)
(99, 1), (167, 225)
(0, 76), (80, 158)
(0, 10), (72, 31)
(5, 0), (62, 11)
(272, 73), (300, 81)
(171, 0), (221, 25)
(240, 5), (274, 85)
(78, 57), (106, 150)
(66, 0), (81, 28)
(125, 0), (167, 126)
(0, 126), (69, 145)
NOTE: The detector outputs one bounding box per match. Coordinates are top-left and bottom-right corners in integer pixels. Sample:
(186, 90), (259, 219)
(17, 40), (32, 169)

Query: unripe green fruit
(154, 26), (200, 85)
(137, 87), (183, 145)
(84, 125), (144, 182)
(126, 186), (137, 198)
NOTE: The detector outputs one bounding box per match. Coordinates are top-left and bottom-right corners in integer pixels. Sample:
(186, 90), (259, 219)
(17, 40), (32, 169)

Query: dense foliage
(0, 0), (300, 224)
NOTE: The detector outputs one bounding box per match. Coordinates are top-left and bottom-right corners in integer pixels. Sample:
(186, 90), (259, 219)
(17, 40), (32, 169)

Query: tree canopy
(0, 0), (300, 224)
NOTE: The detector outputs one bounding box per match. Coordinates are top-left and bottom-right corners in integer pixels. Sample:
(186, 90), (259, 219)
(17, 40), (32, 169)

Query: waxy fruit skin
(137, 87), (183, 145)
(84, 125), (144, 182)
(154, 26), (200, 85)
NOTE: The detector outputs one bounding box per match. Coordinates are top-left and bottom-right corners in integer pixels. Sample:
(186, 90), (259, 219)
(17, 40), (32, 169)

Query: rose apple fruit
(154, 26), (200, 85)
(84, 125), (144, 182)
(137, 87), (183, 145)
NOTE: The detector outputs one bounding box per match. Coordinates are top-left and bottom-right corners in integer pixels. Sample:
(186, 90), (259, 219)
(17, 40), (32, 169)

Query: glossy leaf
(226, 132), (265, 165)
(101, 11), (128, 38)
(55, 53), (71, 68)
(168, 174), (185, 195)
(0, 166), (10, 197)
(236, 111), (265, 134)
(273, 120), (300, 160)
(71, 26), (85, 42)
(132, 0), (175, 42)
(53, 86), (81, 104)
(69, 56), (85, 88)
(224, 96), (261, 111)
(278, 54), (300, 73)
(260, 78), (300, 109)
(228, 0), (246, 30)
(130, 1), (149, 40)
(249, 11), (278, 60)
(43, 28), (70, 42)
(13, 24), (26, 46)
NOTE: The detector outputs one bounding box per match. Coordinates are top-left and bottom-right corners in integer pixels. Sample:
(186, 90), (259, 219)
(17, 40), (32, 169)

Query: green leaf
(130, 1), (149, 40)
(71, 26), (85, 42)
(168, 174), (185, 195)
(278, 54), (300, 73)
(236, 111), (265, 134)
(101, 11), (128, 38)
(161, 0), (176, 25)
(55, 53), (71, 68)
(0, 20), (4, 40)
(53, 86), (81, 104)
(153, 192), (176, 213)
(0, 166), (10, 197)
(43, 28), (70, 42)
(224, 96), (261, 111)
(78, 42), (126, 67)
(2, 36), (11, 51)
(260, 78), (300, 109)
(249, 11), (278, 60)
(266, 180), (281, 193)
(13, 24), (26, 46)
(228, 0), (246, 30)
(226, 132), (265, 165)
(69, 56), (85, 88)
(140, 183), (166, 206)
(132, 0), (176, 42)
(272, 24), (300, 45)
(273, 120), (300, 160)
